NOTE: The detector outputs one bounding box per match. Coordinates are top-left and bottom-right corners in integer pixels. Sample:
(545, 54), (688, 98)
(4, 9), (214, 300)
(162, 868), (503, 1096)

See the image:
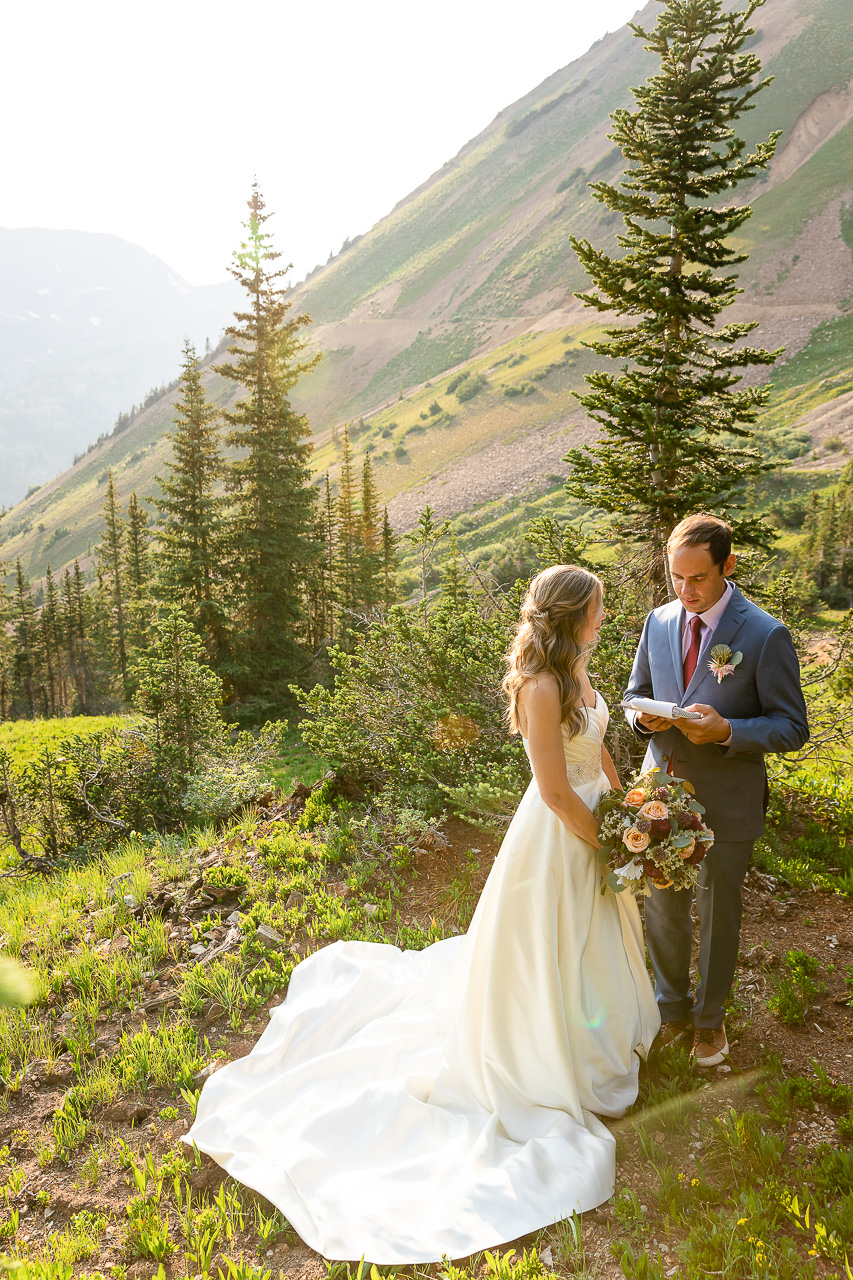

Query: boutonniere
(708, 643), (743, 683)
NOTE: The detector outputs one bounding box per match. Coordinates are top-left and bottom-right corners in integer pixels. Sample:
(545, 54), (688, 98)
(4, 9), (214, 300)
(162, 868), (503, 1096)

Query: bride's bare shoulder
(517, 671), (561, 708)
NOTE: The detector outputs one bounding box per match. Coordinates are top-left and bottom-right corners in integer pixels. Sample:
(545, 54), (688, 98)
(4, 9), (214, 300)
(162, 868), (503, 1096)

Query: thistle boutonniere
(708, 643), (743, 683)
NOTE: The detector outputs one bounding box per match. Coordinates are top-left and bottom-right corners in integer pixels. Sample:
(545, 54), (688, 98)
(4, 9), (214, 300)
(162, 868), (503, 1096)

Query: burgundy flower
(653, 786), (670, 801)
(636, 816), (652, 833)
(649, 818), (671, 838)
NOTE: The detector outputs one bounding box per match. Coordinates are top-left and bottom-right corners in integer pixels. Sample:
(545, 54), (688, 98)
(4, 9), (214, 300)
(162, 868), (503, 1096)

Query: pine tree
(70, 560), (93, 711)
(154, 341), (229, 664)
(125, 492), (151, 653)
(358, 453), (383, 609)
(565, 0), (780, 598)
(318, 474), (337, 643)
(217, 184), (321, 701)
(12, 561), (39, 717)
(39, 565), (63, 715)
(96, 470), (130, 695)
(381, 508), (398, 609)
(335, 424), (359, 624)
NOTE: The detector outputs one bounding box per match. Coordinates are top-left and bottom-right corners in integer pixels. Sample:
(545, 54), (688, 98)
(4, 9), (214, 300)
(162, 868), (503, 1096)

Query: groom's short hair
(667, 514), (732, 568)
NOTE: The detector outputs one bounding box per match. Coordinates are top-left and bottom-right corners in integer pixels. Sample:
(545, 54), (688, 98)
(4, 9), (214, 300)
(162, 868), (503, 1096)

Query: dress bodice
(522, 690), (608, 788)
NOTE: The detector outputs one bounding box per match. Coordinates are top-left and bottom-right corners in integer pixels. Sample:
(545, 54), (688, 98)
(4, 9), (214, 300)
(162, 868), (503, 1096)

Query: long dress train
(184, 693), (660, 1263)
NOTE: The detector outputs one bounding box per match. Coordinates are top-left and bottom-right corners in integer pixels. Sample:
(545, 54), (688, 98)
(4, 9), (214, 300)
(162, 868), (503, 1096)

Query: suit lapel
(668, 606), (685, 699)
(682, 585), (749, 704)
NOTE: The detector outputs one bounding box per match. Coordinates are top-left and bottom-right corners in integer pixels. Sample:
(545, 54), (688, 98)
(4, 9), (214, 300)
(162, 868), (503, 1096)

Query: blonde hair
(503, 564), (602, 738)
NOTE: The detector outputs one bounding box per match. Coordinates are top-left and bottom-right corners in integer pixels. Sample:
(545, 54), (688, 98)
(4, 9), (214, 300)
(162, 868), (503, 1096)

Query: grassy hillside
(3, 0), (853, 585)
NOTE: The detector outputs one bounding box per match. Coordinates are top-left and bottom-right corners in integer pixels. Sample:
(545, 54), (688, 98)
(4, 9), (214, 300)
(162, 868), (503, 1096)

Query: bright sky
(5, 0), (643, 287)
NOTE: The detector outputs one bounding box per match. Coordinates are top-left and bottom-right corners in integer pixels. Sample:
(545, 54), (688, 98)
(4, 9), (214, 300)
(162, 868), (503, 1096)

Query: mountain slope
(0, 229), (240, 506)
(3, 0), (853, 583)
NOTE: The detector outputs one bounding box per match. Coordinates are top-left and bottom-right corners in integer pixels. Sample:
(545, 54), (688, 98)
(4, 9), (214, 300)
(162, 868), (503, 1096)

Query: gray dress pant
(643, 839), (754, 1029)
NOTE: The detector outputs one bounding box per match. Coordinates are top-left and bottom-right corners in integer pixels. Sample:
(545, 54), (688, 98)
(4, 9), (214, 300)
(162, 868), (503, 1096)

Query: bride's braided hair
(503, 564), (602, 739)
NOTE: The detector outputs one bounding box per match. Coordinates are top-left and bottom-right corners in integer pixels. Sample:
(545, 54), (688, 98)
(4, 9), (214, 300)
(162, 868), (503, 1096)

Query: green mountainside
(4, 0), (853, 586)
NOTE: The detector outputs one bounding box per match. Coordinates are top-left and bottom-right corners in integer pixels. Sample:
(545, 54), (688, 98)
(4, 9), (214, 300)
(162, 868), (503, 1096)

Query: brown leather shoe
(654, 1018), (693, 1052)
(692, 1024), (729, 1068)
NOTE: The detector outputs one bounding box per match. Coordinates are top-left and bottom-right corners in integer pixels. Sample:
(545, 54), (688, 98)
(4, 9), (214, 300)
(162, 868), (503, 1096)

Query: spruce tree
(217, 184), (321, 702)
(565, 0), (780, 597)
(40, 565), (63, 715)
(335, 425), (359, 625)
(96, 470), (130, 695)
(358, 453), (383, 609)
(12, 561), (39, 717)
(71, 560), (93, 711)
(154, 341), (229, 664)
(318, 474), (337, 644)
(125, 492), (151, 653)
(381, 508), (398, 609)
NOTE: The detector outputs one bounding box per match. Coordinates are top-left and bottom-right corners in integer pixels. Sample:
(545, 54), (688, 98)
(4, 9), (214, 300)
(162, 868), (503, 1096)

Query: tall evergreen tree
(12, 561), (39, 717)
(71, 560), (94, 711)
(317, 473), (337, 644)
(96, 470), (130, 695)
(565, 0), (780, 597)
(125, 491), (152, 653)
(217, 184), (321, 702)
(381, 508), (398, 609)
(358, 453), (383, 609)
(40, 565), (63, 715)
(335, 425), (359, 623)
(154, 340), (229, 664)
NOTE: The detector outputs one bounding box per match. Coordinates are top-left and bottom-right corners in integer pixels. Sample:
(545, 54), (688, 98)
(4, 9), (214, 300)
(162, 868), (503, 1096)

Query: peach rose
(640, 800), (669, 822)
(678, 837), (696, 859)
(624, 788), (647, 808)
(623, 828), (650, 853)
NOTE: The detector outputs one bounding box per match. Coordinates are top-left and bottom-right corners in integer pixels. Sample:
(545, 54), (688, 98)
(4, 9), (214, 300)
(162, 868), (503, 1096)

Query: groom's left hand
(679, 704), (732, 745)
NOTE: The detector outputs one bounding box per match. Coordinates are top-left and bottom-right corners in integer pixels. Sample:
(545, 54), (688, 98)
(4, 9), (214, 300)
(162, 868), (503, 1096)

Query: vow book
(621, 697), (703, 722)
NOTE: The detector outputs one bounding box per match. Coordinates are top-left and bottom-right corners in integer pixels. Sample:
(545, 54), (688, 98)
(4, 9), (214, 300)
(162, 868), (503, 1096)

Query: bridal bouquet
(594, 768), (714, 897)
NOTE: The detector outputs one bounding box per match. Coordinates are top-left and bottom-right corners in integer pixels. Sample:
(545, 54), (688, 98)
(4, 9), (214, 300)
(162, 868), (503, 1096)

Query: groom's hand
(636, 711), (674, 732)
(681, 703), (732, 745)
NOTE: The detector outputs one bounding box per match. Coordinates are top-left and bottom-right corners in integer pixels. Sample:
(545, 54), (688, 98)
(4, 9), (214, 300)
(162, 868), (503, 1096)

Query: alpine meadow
(1, 0), (853, 1278)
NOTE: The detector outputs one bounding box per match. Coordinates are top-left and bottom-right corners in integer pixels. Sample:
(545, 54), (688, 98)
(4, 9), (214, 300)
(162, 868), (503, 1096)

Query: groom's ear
(723, 552), (737, 578)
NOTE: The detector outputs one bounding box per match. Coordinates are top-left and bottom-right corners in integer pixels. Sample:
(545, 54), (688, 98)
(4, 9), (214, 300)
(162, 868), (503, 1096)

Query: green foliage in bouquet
(595, 768), (713, 896)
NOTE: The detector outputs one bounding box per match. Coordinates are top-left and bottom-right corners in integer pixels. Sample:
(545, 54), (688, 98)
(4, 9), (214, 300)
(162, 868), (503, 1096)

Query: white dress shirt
(681, 579), (734, 744)
(680, 579), (734, 666)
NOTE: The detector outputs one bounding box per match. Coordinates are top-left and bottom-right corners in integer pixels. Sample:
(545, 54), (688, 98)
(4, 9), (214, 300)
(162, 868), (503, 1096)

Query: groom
(624, 514), (809, 1067)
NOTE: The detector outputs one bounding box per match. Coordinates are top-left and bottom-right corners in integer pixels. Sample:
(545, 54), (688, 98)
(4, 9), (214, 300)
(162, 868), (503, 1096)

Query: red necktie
(683, 614), (703, 686)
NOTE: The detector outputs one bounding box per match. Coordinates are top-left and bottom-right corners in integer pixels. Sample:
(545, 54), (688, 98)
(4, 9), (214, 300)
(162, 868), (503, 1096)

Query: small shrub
(455, 373), (487, 403)
(767, 950), (826, 1025)
(446, 370), (470, 394)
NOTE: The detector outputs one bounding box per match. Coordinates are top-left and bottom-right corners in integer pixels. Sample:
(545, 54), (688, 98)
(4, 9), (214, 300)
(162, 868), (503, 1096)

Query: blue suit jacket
(623, 584), (809, 842)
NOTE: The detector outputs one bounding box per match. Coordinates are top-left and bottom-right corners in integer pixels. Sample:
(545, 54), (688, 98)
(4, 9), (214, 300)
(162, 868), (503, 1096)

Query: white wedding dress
(184, 693), (660, 1263)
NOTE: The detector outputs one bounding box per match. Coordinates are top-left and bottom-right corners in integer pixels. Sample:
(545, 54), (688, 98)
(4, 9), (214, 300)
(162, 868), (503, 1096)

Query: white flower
(615, 858), (644, 881)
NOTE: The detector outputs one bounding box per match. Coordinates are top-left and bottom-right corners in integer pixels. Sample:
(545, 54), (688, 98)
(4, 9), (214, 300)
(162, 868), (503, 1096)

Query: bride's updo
(503, 564), (603, 738)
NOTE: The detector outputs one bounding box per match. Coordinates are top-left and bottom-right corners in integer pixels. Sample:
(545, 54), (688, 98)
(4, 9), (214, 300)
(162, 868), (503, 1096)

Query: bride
(185, 565), (660, 1263)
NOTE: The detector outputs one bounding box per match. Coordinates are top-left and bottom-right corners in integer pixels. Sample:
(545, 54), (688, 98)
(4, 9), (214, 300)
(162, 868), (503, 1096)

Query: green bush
(0, 609), (284, 866)
(446, 370), (470, 394)
(455, 373), (488, 403)
(297, 588), (529, 821)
